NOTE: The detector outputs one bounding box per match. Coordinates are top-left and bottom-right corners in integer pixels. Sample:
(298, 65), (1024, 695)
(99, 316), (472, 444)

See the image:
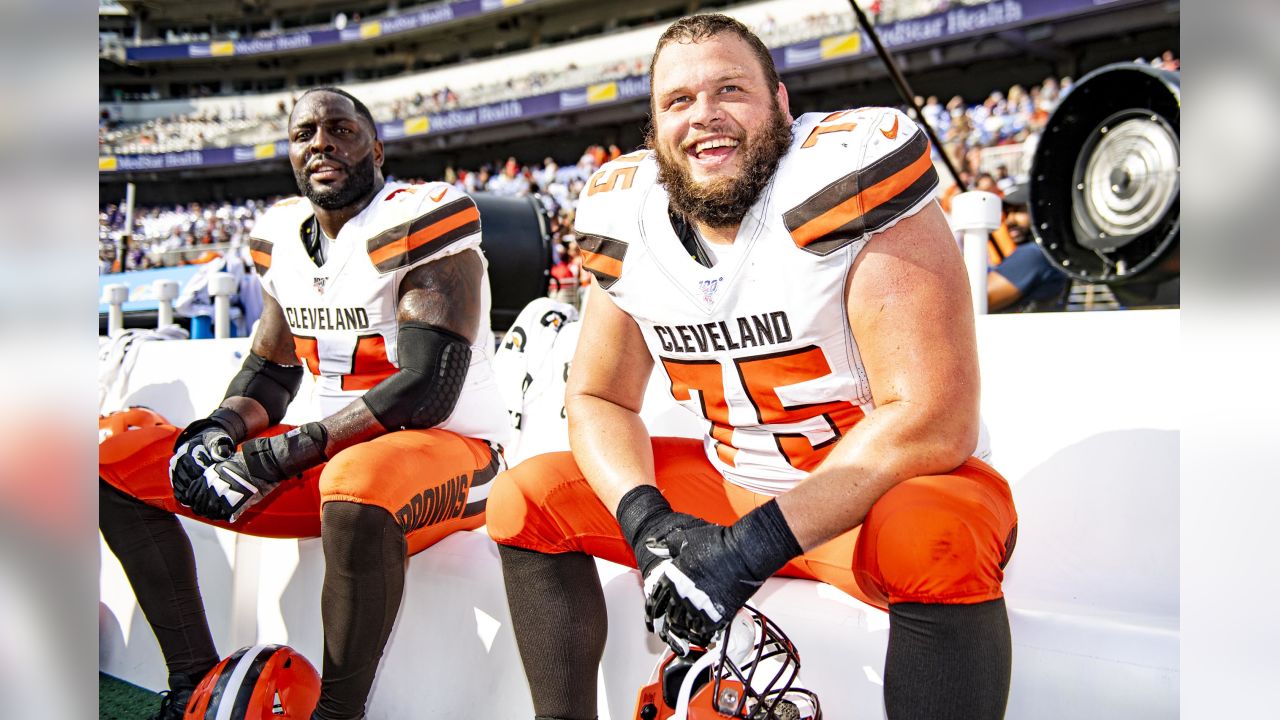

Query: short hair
(648, 14), (780, 100)
(292, 87), (378, 139)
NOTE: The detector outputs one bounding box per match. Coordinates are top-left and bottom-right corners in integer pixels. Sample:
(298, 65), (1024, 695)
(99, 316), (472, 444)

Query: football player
(486, 14), (1018, 720)
(99, 87), (510, 720)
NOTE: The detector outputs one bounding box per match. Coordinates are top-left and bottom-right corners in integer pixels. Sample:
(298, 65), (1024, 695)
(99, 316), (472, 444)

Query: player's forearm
(318, 400), (387, 457)
(567, 392), (657, 514)
(776, 400), (977, 550)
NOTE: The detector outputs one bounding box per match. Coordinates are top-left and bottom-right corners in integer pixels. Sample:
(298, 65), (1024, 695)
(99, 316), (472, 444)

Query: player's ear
(373, 139), (385, 168)
(775, 82), (792, 123)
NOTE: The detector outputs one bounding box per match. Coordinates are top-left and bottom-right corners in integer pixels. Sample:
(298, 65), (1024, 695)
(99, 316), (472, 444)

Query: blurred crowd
(100, 101), (293, 156)
(107, 0), (988, 51)
(99, 199), (274, 274)
(102, 49), (1177, 314)
(96, 144), (619, 275)
(920, 51), (1178, 193)
(103, 2), (1013, 156)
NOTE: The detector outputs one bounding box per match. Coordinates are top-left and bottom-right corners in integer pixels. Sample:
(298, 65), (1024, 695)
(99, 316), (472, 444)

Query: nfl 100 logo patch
(313, 277), (327, 294)
(698, 276), (723, 305)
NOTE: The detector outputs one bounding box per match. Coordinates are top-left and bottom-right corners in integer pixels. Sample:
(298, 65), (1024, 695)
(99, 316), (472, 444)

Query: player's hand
(632, 510), (713, 579)
(182, 451), (281, 523)
(169, 421), (236, 501)
(642, 524), (760, 655)
(178, 423), (328, 523)
(642, 500), (803, 656)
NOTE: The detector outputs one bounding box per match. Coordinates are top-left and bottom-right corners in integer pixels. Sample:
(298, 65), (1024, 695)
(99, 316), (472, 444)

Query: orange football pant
(100, 419), (500, 555)
(486, 437), (1017, 607)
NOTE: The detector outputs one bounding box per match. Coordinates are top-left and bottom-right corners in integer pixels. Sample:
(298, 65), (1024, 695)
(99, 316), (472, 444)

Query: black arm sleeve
(224, 352), (305, 426)
(361, 322), (472, 431)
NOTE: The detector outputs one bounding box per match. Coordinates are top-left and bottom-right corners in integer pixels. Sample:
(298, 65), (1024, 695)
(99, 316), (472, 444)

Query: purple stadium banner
(102, 0), (1142, 173)
(125, 0), (525, 62)
(774, 0), (1146, 70)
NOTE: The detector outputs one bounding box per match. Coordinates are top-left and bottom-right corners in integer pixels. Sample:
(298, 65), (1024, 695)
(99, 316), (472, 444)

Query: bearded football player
(99, 87), (509, 720)
(486, 14), (1018, 720)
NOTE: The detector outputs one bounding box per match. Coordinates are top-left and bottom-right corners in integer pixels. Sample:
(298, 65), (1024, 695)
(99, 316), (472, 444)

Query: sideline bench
(100, 308), (1178, 719)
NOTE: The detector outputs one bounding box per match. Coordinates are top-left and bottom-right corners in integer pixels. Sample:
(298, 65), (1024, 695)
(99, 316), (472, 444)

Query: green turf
(99, 672), (162, 720)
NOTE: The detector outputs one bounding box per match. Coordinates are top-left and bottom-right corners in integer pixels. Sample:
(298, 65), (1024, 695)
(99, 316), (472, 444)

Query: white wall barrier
(100, 309), (1179, 719)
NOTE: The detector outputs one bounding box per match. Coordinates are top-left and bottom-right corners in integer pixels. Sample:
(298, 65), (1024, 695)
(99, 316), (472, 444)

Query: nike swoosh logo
(880, 115), (900, 140)
(430, 188), (448, 202)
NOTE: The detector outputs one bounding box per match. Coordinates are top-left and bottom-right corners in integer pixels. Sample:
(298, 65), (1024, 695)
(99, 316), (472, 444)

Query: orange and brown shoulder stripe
(248, 236), (273, 275)
(577, 233), (628, 290)
(366, 196), (481, 274)
(783, 128), (937, 256)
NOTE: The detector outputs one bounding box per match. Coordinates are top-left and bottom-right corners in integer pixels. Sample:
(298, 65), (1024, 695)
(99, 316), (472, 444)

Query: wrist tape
(243, 422), (329, 483)
(726, 499), (804, 581)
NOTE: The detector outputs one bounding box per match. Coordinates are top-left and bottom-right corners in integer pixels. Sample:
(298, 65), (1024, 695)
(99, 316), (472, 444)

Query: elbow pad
(362, 322), (473, 431)
(224, 352), (304, 426)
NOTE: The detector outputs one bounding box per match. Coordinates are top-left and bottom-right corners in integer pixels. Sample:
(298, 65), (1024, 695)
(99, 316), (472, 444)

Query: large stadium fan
(468, 192), (555, 334)
(1028, 63), (1180, 303)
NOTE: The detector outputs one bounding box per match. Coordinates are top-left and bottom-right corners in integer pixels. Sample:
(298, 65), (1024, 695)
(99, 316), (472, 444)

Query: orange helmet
(183, 644), (320, 720)
(633, 605), (821, 720)
(98, 407), (175, 465)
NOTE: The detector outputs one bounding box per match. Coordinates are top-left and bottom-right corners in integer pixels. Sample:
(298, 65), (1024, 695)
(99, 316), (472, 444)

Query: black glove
(169, 408), (247, 501)
(643, 499), (802, 655)
(615, 484), (714, 579)
(179, 423), (328, 523)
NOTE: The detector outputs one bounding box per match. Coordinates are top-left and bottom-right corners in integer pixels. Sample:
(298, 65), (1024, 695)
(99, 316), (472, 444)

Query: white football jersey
(575, 108), (976, 494)
(248, 181), (510, 446)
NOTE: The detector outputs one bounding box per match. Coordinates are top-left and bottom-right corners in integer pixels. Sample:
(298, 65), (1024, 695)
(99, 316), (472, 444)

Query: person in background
(987, 183), (1070, 312)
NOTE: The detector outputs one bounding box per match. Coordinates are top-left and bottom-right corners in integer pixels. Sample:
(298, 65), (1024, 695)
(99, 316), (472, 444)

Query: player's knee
(865, 498), (1007, 603)
(484, 454), (565, 547)
(317, 442), (394, 502)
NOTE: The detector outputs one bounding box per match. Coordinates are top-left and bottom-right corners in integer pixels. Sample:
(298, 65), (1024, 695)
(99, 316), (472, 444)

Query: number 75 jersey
(575, 108), (955, 495)
(248, 181), (508, 445)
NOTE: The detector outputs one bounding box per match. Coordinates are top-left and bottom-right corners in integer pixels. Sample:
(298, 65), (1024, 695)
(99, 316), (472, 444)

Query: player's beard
(295, 151), (378, 211)
(652, 103), (793, 229)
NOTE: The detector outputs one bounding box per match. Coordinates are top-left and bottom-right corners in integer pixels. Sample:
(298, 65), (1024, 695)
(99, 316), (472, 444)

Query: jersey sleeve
(782, 108), (939, 256)
(365, 184), (483, 275)
(247, 196), (307, 295)
(572, 151), (652, 290)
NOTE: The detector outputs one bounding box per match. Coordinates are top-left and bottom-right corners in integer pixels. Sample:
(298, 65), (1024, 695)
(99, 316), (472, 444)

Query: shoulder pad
(576, 151), (654, 232)
(248, 197), (313, 275)
(378, 181), (455, 212)
(780, 108), (938, 256)
(366, 184), (481, 274)
(259, 195), (313, 225)
(574, 152), (653, 288)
